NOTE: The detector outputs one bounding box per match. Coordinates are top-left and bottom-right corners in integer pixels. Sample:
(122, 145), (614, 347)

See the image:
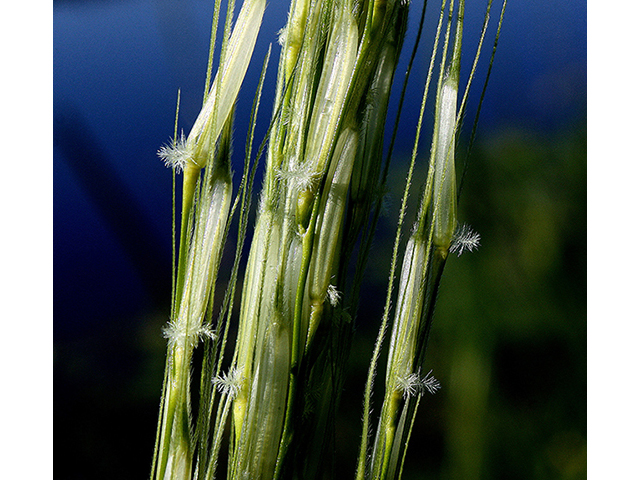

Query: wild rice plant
(150, 0), (506, 479)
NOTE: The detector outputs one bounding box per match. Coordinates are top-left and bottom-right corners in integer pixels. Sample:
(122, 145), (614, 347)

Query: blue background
(54, 1), (586, 478)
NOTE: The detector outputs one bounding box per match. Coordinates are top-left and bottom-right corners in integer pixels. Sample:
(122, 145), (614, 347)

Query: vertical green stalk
(356, 1), (448, 477)
(153, 2), (266, 479)
(156, 125), (233, 480)
(362, 1), (467, 479)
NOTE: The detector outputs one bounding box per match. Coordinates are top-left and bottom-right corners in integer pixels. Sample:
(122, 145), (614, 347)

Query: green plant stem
(356, 3), (448, 478)
(157, 345), (193, 480)
(175, 164), (201, 312)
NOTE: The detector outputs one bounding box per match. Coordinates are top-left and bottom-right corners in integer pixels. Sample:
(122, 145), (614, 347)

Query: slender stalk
(356, 2), (448, 477)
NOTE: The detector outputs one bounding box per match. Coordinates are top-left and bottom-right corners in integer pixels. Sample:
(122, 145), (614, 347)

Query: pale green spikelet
(307, 126), (359, 347)
(432, 72), (459, 254)
(187, 0), (266, 168)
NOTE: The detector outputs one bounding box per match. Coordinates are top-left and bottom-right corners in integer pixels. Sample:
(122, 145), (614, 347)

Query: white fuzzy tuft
(163, 320), (216, 349)
(421, 369), (441, 395)
(396, 369), (441, 399)
(450, 223), (481, 257)
(157, 133), (191, 172)
(277, 25), (288, 46)
(275, 162), (320, 194)
(326, 284), (341, 307)
(213, 367), (243, 399)
(396, 372), (422, 399)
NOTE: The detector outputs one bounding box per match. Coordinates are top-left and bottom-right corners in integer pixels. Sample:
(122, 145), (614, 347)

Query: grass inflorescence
(150, 0), (507, 479)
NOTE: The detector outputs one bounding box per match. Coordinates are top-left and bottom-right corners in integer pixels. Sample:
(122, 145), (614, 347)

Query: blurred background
(54, 0), (586, 479)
